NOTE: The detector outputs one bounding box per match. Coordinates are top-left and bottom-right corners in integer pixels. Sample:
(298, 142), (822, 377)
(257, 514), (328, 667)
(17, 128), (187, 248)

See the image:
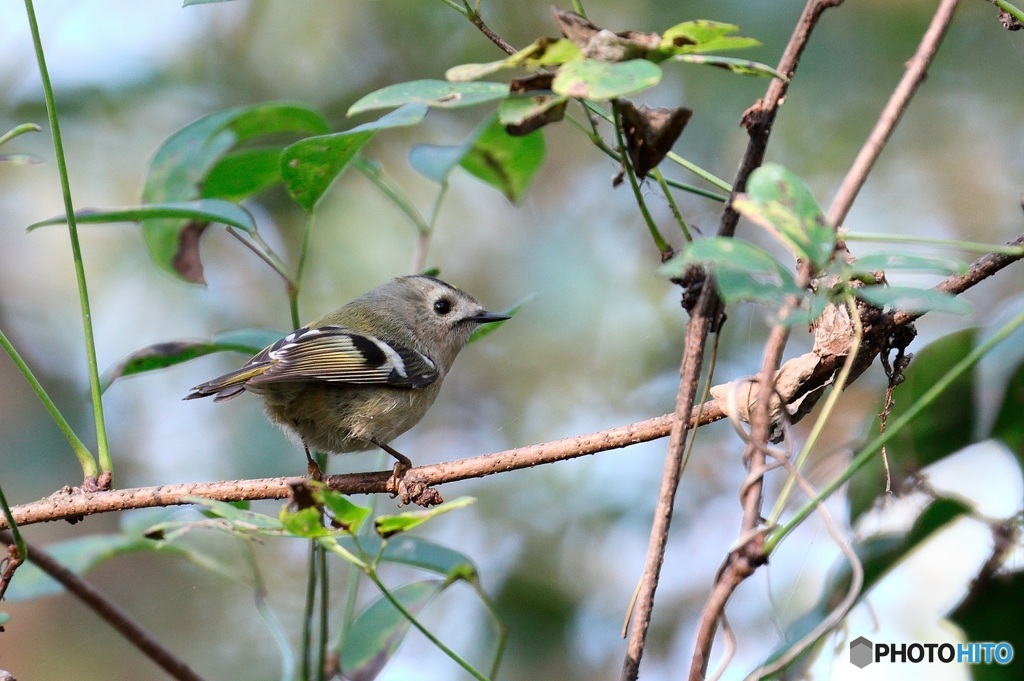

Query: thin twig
(687, 0), (975, 675)
(0, 530), (206, 681)
(827, 0), (961, 227)
(621, 289), (718, 681)
(620, 2), (845, 679)
(464, 4), (516, 55)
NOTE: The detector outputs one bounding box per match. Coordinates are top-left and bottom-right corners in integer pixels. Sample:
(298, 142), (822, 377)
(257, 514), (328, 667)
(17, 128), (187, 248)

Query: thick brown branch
(690, 2), (968, 677)
(620, 2), (845, 680)
(0, 530), (206, 681)
(3, 411), (707, 529)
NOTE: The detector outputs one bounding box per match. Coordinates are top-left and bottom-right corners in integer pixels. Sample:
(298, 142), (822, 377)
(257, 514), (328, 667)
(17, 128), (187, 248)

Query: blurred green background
(1, 1), (1023, 679)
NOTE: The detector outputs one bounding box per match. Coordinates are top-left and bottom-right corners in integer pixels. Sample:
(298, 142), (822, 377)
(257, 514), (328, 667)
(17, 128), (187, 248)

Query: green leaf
(140, 103), (328, 284)
(375, 497), (475, 539)
(362, 536), (479, 583)
(733, 163), (835, 269)
(855, 252), (968, 275)
(854, 285), (972, 315)
(458, 116), (545, 202)
(949, 569), (1024, 681)
(5, 531), (248, 601)
(670, 54), (787, 79)
(5, 535), (153, 601)
(29, 199), (257, 234)
(661, 237), (804, 306)
(280, 506), (333, 538)
(657, 20), (761, 56)
(552, 58), (662, 100)
(341, 580), (447, 680)
(408, 143), (470, 184)
(348, 80), (510, 116)
(446, 38), (583, 81)
(100, 328), (282, 392)
(759, 497), (969, 678)
(498, 93), (569, 134)
(320, 489), (372, 533)
(179, 496), (286, 535)
(201, 147), (284, 202)
(281, 103), (427, 212)
(990, 358), (1024, 463)
(848, 329), (978, 523)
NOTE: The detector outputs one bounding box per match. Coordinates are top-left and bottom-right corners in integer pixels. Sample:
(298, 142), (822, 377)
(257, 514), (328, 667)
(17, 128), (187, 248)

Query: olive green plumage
(185, 275), (507, 464)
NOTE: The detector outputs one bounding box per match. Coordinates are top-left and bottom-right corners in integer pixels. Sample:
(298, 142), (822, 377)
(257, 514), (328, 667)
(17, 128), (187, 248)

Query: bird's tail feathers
(183, 362), (270, 401)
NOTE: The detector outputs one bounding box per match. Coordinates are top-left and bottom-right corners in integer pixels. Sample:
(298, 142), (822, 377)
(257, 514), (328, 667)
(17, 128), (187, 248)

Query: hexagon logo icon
(850, 636), (873, 668)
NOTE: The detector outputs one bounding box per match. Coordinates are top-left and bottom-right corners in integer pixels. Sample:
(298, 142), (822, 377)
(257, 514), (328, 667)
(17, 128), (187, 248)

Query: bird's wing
(244, 326), (439, 389)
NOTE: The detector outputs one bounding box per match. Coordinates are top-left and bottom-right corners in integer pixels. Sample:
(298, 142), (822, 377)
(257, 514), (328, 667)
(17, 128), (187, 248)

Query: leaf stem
(612, 103), (672, 257)
(292, 212), (316, 329)
(841, 231), (1024, 255)
(767, 296), (862, 526)
(0, 328), (96, 476)
(364, 568), (491, 681)
(584, 101), (733, 192)
(23, 0), (110, 477)
(766, 307), (1024, 554)
(352, 158), (430, 234)
(991, 0), (1024, 22)
(571, 109), (728, 201)
(0, 480), (27, 601)
(653, 168), (693, 242)
(0, 122), (41, 147)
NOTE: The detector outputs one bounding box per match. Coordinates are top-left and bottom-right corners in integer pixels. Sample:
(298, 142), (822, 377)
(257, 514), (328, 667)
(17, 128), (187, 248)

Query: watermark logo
(849, 636), (1014, 667)
(850, 637), (873, 668)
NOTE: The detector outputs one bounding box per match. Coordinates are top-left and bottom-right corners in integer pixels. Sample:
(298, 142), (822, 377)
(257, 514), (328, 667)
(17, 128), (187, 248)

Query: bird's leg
(372, 439), (412, 494)
(303, 442), (323, 481)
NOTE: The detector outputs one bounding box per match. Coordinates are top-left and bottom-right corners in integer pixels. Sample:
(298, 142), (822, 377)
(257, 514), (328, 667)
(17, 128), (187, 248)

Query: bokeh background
(1, 1), (1023, 679)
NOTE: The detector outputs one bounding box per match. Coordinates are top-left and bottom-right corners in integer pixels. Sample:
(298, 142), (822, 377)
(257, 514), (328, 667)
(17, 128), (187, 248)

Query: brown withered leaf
(551, 8), (659, 61)
(289, 481), (319, 511)
(617, 100), (692, 179)
(551, 7), (601, 47)
(510, 72), (555, 93)
(172, 221), (209, 285)
(504, 96), (567, 136)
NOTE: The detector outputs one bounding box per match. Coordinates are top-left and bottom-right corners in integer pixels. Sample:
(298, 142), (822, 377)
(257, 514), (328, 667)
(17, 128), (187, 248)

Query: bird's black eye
(433, 297), (453, 315)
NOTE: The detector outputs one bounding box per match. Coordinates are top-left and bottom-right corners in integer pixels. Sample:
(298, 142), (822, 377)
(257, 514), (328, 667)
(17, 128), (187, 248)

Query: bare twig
(3, 412), (687, 528)
(827, 0), (962, 227)
(465, 4), (516, 55)
(621, 289), (718, 681)
(618, 2), (845, 679)
(689, 1), (971, 676)
(0, 530), (206, 681)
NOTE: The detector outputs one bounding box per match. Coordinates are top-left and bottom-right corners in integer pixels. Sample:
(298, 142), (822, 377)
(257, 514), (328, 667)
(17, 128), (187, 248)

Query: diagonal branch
(623, 3), (845, 680)
(0, 530), (206, 681)
(690, 0), (965, 677)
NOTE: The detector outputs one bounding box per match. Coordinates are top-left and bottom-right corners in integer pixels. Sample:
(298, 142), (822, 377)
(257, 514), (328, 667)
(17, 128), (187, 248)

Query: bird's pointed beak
(467, 309), (511, 324)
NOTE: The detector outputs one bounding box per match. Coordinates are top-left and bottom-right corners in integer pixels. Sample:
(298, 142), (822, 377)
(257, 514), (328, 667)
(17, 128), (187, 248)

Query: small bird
(185, 275), (508, 482)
